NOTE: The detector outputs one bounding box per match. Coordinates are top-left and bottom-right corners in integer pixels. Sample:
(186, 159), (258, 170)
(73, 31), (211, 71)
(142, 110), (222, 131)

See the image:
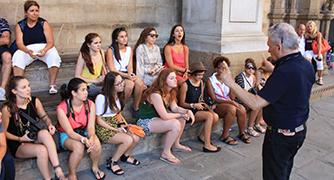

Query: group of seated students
(0, 1), (273, 180)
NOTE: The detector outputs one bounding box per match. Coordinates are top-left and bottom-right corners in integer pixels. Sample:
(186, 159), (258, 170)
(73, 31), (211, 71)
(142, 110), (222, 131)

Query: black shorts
(0, 45), (11, 64)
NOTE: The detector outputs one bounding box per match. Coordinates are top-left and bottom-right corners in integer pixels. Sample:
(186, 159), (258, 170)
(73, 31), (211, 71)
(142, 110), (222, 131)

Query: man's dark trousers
(262, 128), (306, 180)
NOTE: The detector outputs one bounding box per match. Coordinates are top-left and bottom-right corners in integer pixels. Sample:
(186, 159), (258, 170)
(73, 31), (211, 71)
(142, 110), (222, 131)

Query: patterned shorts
(137, 118), (154, 133)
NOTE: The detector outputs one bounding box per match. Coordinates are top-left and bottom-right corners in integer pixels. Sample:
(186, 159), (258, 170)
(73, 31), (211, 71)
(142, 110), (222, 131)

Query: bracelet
(17, 136), (21, 142)
(190, 103), (194, 109)
(80, 137), (86, 144)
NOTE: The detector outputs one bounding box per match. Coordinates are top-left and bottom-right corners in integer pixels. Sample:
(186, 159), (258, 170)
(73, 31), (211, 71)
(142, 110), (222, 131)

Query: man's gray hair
(268, 23), (299, 50)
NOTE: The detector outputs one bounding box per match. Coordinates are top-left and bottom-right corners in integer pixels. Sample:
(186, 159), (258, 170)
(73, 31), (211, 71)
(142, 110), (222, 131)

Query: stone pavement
(76, 96), (334, 180)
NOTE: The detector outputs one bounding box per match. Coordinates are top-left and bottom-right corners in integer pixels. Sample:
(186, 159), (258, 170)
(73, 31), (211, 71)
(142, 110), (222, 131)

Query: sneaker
(0, 87), (6, 101)
(254, 123), (266, 134)
(247, 127), (260, 137)
(49, 85), (58, 95)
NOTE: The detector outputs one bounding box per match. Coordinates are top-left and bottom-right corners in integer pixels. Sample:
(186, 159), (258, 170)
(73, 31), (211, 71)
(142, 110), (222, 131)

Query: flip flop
(173, 145), (192, 152)
(159, 156), (181, 165)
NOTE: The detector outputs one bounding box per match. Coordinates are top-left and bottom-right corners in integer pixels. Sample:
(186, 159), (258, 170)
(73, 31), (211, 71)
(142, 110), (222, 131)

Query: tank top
(185, 79), (202, 103)
(113, 46), (131, 72)
(305, 36), (317, 51)
(81, 53), (104, 80)
(165, 46), (186, 69)
(209, 73), (230, 100)
(56, 100), (93, 132)
(7, 97), (39, 137)
(19, 17), (47, 46)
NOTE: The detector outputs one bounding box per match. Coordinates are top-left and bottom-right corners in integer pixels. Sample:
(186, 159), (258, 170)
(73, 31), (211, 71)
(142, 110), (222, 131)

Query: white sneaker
(247, 127), (260, 137)
(49, 85), (58, 95)
(317, 78), (324, 86)
(254, 124), (266, 134)
(0, 87), (6, 101)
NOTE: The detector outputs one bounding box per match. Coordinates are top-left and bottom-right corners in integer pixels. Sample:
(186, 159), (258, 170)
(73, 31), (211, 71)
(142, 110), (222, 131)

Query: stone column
(268, 0), (285, 25)
(182, 0), (267, 54)
(286, 0), (298, 26)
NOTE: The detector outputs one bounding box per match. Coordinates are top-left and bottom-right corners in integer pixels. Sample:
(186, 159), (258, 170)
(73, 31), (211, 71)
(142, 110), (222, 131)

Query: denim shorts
(137, 118), (154, 133)
(59, 131), (88, 149)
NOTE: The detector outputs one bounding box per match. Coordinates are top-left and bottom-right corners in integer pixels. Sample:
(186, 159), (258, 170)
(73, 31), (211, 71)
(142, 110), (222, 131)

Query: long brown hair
(142, 68), (177, 105)
(4, 76), (27, 115)
(133, 27), (157, 72)
(101, 72), (124, 114)
(80, 33), (100, 74)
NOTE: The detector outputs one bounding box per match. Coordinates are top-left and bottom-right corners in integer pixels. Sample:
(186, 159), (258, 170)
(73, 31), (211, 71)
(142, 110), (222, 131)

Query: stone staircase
(10, 55), (334, 179)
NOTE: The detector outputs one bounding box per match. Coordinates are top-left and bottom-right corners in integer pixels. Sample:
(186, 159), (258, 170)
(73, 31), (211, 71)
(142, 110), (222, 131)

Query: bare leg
(48, 66), (59, 85)
(89, 137), (104, 178)
(16, 143), (51, 179)
(173, 118), (191, 152)
(133, 78), (144, 110)
(215, 103), (236, 139)
(108, 133), (133, 161)
(235, 104), (247, 134)
(194, 111), (217, 150)
(36, 130), (65, 178)
(248, 109), (260, 127)
(0, 52), (12, 88)
(149, 118), (181, 163)
(124, 79), (134, 101)
(64, 139), (85, 180)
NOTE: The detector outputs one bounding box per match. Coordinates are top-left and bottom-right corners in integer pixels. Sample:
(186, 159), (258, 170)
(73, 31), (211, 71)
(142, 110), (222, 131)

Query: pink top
(57, 99), (93, 132)
(165, 46), (186, 81)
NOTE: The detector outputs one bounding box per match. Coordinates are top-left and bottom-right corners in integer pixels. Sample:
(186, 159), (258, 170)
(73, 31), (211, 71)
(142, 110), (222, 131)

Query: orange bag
(312, 38), (331, 54)
(116, 113), (145, 138)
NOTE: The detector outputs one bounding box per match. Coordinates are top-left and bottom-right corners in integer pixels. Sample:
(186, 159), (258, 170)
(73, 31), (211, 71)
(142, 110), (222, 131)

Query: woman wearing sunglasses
(134, 27), (163, 87)
(235, 58), (266, 137)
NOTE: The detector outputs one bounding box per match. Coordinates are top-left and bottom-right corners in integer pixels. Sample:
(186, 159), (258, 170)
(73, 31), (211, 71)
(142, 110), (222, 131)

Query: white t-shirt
(95, 94), (121, 117)
(298, 35), (305, 56)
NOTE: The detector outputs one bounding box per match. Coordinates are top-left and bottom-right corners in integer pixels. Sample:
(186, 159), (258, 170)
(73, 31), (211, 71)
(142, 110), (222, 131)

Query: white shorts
(12, 43), (61, 69)
(304, 50), (324, 70)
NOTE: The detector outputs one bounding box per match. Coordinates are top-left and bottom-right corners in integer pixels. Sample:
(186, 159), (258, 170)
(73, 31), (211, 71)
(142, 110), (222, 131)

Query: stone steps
(15, 120), (219, 180)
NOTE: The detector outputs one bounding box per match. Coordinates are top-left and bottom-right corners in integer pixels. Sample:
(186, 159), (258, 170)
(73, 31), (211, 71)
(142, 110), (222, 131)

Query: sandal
(120, 154), (140, 166)
(238, 133), (251, 144)
(49, 85), (58, 95)
(106, 158), (124, 176)
(221, 136), (238, 145)
(91, 169), (106, 180)
(173, 145), (192, 152)
(203, 146), (221, 153)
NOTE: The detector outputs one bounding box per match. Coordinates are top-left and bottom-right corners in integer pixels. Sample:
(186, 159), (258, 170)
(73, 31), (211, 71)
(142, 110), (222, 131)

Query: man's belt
(267, 124), (305, 136)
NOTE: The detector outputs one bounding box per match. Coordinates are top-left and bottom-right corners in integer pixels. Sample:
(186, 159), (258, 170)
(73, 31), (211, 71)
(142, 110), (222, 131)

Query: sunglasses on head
(149, 34), (159, 38)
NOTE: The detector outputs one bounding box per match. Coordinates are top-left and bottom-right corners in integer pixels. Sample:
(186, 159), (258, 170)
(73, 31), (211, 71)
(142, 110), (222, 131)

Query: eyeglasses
(114, 79), (124, 87)
(149, 34), (159, 38)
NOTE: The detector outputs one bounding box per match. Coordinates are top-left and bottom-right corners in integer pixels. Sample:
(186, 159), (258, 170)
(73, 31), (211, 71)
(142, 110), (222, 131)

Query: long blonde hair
(305, 21), (319, 38)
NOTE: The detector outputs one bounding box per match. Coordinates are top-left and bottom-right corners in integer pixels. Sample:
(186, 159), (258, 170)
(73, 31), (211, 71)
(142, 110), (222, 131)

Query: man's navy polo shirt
(258, 52), (315, 130)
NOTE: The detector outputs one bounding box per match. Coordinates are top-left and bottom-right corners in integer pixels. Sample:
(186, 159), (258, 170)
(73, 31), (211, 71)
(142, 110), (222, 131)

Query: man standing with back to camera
(220, 23), (315, 180)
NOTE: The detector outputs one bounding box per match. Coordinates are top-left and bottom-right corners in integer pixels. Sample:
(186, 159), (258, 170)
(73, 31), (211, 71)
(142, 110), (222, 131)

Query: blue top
(258, 52), (315, 130)
(18, 17), (46, 46)
(0, 18), (10, 36)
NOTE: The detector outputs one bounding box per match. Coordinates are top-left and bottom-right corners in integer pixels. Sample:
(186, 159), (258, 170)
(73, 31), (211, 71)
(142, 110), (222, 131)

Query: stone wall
(0, 0), (181, 55)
